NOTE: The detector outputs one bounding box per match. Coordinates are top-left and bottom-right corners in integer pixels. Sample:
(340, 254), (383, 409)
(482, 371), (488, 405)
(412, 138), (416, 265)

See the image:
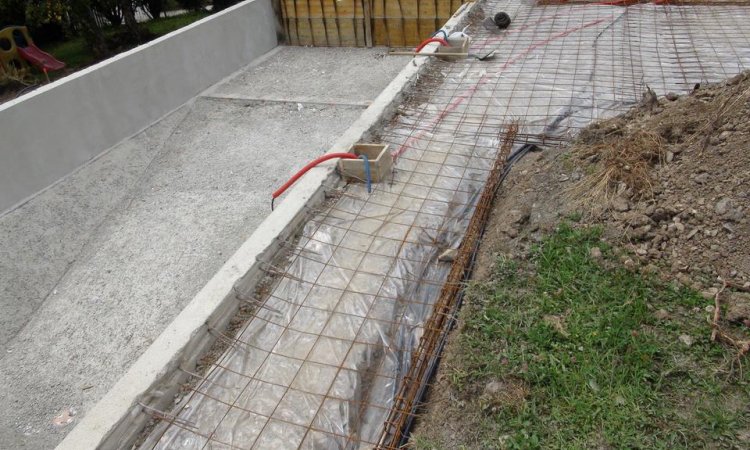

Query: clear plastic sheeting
(141, 134), (495, 449)
(140, 1), (750, 449)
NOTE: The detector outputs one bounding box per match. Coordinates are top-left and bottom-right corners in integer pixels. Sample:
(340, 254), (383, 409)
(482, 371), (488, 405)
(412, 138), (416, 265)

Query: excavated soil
(413, 72), (750, 447)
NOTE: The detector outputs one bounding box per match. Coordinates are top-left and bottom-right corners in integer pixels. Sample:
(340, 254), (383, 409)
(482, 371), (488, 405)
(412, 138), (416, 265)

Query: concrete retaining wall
(0, 0), (277, 214)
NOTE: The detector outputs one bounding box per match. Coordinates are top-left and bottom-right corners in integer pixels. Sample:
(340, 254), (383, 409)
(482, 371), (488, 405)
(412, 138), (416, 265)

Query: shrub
(212, 0), (239, 12)
(175, 0), (202, 12)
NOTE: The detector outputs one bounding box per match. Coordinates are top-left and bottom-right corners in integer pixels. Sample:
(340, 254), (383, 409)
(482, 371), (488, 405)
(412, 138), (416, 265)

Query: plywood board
(281, 0), (469, 47)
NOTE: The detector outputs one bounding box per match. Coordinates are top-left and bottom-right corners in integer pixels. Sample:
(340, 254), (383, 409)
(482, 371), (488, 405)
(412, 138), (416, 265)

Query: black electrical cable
(396, 143), (538, 447)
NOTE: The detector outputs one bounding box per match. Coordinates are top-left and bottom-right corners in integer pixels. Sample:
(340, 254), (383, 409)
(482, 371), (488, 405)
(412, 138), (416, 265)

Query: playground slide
(17, 45), (65, 72)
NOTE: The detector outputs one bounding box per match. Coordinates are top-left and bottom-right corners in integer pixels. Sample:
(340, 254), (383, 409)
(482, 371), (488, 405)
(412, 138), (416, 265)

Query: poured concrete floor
(0, 46), (409, 450)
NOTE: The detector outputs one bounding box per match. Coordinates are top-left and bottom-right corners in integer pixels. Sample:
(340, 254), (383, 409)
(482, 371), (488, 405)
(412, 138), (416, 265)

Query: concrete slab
(210, 47), (409, 105)
(0, 46), (409, 450)
(0, 0), (277, 213)
(0, 107), (190, 350)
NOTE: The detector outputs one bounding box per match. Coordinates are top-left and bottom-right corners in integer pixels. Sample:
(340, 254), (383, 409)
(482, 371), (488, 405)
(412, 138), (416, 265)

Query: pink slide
(17, 44), (65, 72)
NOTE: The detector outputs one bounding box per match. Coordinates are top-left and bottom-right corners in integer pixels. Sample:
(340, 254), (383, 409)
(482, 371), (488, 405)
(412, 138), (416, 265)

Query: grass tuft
(443, 224), (750, 449)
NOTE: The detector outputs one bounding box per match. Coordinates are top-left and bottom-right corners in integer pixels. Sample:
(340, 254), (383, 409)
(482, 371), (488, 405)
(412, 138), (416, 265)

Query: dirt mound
(577, 73), (749, 289)
(478, 71), (750, 292)
(411, 72), (750, 448)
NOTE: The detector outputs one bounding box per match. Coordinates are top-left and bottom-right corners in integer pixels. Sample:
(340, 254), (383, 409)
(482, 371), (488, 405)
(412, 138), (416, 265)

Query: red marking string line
(392, 16), (612, 161)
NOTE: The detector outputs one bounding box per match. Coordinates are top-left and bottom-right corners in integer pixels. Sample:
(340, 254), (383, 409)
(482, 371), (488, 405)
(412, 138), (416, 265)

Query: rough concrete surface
(210, 46), (407, 105)
(0, 0), (277, 213)
(0, 46), (408, 450)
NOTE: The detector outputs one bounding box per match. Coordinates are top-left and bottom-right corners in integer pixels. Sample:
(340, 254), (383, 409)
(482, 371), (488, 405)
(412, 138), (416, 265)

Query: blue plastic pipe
(359, 155), (372, 193)
(433, 29), (448, 39)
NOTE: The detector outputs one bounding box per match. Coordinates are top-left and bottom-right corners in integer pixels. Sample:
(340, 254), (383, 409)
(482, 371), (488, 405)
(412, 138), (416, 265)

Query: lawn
(414, 224), (750, 449)
(43, 11), (210, 75)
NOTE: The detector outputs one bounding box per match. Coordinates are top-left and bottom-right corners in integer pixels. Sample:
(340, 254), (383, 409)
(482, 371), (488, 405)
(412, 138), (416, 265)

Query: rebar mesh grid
(139, 1), (750, 449)
(376, 122), (517, 448)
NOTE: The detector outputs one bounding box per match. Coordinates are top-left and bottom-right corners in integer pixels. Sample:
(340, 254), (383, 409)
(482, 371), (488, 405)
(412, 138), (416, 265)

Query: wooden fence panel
(279, 0), (468, 47)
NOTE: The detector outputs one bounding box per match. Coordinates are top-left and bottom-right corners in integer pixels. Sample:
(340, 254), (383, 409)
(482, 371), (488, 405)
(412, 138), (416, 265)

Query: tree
(20, 0), (74, 46)
(0, 0), (27, 28)
(118, 0), (143, 41)
(175, 0), (203, 12)
(91, 0), (123, 26)
(66, 0), (108, 57)
(212, 0), (240, 12)
(140, 0), (164, 19)
(3, 0), (182, 62)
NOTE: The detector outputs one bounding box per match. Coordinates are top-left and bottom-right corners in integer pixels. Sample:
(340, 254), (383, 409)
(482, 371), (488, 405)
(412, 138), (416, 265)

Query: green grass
(42, 11), (210, 74)
(44, 38), (94, 70)
(439, 224), (749, 449)
(145, 11), (210, 36)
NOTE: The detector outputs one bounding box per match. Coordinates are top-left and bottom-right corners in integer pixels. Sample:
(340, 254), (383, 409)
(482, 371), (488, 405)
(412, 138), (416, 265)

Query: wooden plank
(283, 0), (362, 18)
(363, 0), (373, 47)
(280, 0), (468, 47)
(328, 0), (342, 46)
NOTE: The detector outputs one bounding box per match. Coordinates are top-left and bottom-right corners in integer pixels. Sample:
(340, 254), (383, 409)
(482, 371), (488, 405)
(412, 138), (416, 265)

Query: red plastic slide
(17, 44), (65, 71)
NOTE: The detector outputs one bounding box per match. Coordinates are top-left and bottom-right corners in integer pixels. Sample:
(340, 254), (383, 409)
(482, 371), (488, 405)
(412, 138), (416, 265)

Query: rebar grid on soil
(139, 104), (515, 449)
(137, 1), (750, 449)
(377, 122), (518, 449)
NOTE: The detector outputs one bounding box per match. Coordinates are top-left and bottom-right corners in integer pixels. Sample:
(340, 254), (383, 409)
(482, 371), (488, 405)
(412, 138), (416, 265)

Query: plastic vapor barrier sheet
(141, 1), (750, 448)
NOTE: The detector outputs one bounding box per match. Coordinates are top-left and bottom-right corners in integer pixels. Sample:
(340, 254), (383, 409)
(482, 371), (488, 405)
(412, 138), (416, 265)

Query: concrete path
(0, 46), (409, 450)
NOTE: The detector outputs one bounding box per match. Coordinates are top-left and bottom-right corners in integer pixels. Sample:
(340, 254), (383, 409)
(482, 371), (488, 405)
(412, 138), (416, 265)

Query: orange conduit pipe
(271, 153), (359, 210)
(557, 0), (671, 5)
(414, 37), (449, 53)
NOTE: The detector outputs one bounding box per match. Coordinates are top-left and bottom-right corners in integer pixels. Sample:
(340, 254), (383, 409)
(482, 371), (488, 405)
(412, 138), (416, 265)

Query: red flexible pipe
(272, 153), (358, 200)
(414, 37), (449, 53)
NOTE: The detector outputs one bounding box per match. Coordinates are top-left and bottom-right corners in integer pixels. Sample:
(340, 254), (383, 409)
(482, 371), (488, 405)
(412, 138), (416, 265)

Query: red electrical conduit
(414, 37), (449, 53)
(271, 152), (359, 210)
(558, 0), (671, 5)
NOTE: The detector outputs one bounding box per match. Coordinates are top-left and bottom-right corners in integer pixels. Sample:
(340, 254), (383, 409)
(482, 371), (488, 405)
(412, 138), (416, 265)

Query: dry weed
(567, 128), (666, 214)
(0, 64), (36, 86)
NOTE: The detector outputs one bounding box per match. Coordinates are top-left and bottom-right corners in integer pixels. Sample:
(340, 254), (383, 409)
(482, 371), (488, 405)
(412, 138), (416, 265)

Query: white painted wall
(0, 0), (277, 213)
